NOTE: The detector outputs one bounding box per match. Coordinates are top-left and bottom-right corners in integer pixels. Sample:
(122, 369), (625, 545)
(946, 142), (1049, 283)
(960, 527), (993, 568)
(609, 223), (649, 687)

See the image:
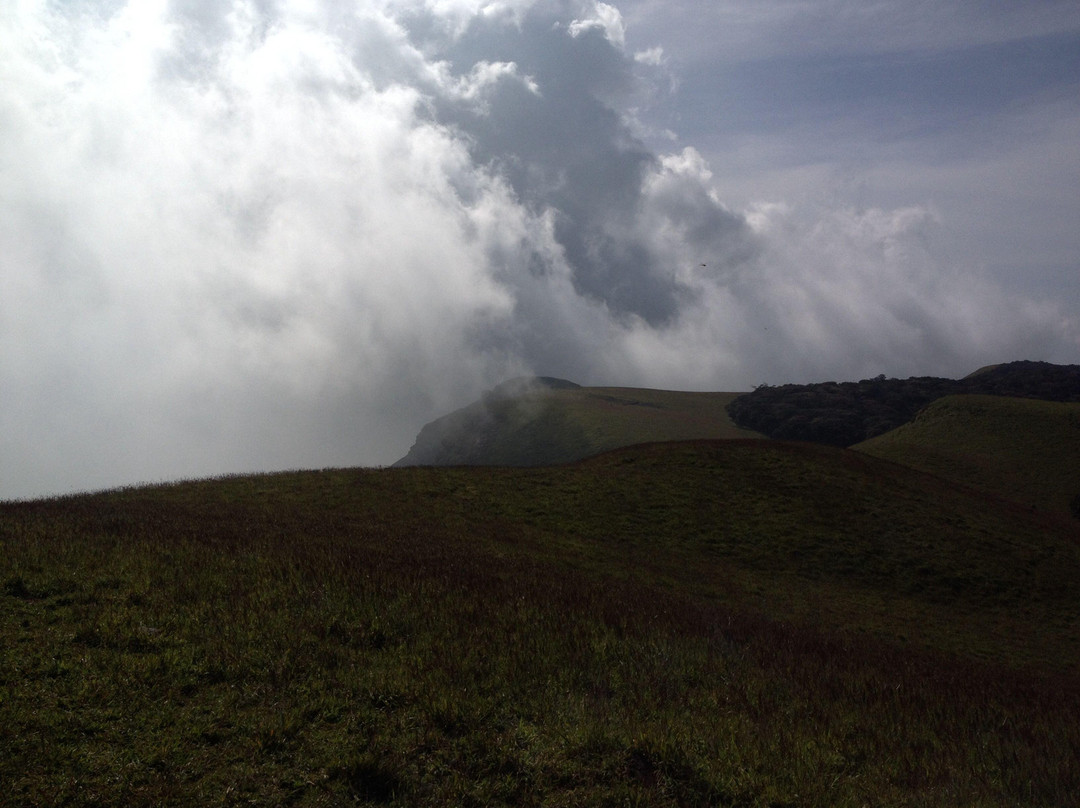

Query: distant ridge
(962, 363), (1002, 379)
(393, 376), (589, 467)
(393, 378), (758, 467)
(486, 376), (581, 398)
(395, 361), (1080, 470)
(726, 360), (1080, 447)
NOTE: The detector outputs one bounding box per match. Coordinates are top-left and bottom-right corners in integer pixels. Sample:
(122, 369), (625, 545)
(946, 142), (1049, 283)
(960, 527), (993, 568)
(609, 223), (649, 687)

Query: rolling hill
(395, 361), (1080, 468)
(855, 394), (1080, 519)
(726, 360), (1080, 446)
(6, 359), (1080, 805)
(393, 376), (761, 466)
(3, 439), (1080, 805)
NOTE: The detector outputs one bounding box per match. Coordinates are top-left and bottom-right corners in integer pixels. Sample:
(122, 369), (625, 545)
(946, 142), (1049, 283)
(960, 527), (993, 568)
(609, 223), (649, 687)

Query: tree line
(726, 361), (1080, 447)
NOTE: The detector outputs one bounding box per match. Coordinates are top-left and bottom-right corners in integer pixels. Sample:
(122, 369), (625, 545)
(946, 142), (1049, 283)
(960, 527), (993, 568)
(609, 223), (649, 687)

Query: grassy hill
(393, 378), (761, 466)
(396, 361), (1080, 468)
(726, 360), (1080, 447)
(855, 394), (1080, 519)
(4, 440), (1080, 806)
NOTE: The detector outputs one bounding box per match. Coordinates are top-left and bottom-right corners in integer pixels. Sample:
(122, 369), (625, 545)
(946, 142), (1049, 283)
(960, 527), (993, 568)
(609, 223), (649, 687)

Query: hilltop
(726, 360), (1080, 447)
(393, 377), (760, 467)
(855, 394), (1080, 519)
(395, 360), (1080, 476)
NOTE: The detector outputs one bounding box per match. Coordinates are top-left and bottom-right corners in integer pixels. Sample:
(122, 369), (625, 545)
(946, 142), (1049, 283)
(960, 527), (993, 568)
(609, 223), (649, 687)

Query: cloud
(568, 1), (625, 48)
(619, 0), (1080, 64)
(731, 203), (1078, 383)
(426, 2), (756, 325)
(633, 45), (664, 66)
(1, 0), (523, 496)
(1, 0), (1076, 499)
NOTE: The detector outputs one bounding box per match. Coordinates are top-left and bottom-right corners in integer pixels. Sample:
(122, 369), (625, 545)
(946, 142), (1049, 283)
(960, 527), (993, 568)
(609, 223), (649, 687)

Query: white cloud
(1, 0), (1076, 499)
(0, 0), (524, 496)
(634, 45), (664, 66)
(405, 0), (536, 36)
(441, 59), (540, 107)
(598, 198), (1078, 393)
(568, 1), (625, 48)
(724, 202), (1079, 383)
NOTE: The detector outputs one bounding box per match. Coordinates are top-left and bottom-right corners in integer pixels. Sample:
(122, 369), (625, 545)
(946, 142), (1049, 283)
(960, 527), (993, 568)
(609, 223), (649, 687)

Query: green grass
(395, 386), (761, 466)
(555, 388), (762, 449)
(3, 440), (1079, 806)
(855, 394), (1080, 518)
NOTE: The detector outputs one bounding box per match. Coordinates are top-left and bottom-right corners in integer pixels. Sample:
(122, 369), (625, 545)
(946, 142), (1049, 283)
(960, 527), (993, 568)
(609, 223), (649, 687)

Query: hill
(726, 360), (1080, 447)
(3, 440), (1080, 805)
(855, 394), (1080, 519)
(393, 377), (761, 466)
(396, 361), (1080, 468)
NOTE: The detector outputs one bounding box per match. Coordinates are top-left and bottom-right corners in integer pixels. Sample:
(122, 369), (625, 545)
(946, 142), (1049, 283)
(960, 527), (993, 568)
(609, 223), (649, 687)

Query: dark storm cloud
(413, 0), (756, 325)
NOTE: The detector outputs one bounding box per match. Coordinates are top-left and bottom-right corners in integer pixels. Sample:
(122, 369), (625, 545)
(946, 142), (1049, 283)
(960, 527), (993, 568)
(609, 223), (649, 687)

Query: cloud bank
(1, 0), (1076, 498)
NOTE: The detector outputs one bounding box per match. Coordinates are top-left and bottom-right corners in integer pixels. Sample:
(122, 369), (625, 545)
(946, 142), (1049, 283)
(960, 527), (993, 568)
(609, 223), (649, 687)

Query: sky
(2, 0), (1078, 500)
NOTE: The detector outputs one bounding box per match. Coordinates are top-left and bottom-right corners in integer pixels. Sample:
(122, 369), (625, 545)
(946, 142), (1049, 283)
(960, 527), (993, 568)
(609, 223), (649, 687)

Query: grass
(855, 394), (1080, 518)
(3, 440), (1079, 806)
(555, 388), (762, 449)
(395, 386), (761, 466)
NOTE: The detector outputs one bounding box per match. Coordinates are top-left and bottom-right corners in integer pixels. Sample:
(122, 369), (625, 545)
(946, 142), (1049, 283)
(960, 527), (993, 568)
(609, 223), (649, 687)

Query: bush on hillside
(727, 361), (1080, 448)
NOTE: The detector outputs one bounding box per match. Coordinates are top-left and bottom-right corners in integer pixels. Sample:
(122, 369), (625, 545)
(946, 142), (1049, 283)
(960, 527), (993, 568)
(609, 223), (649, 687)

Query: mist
(2, 0), (1076, 499)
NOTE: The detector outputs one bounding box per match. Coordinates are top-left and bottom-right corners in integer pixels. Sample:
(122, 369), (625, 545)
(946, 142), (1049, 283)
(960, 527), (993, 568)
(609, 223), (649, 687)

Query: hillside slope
(398, 361), (1080, 468)
(4, 441), (1080, 805)
(726, 360), (1080, 446)
(855, 394), (1080, 519)
(394, 377), (760, 466)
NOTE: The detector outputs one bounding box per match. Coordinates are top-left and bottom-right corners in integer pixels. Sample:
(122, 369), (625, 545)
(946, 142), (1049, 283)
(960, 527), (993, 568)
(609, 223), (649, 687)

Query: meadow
(856, 394), (1080, 519)
(394, 384), (760, 467)
(3, 440), (1079, 806)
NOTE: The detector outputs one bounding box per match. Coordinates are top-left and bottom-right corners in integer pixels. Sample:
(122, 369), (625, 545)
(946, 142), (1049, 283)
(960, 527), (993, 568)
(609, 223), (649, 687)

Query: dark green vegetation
(394, 377), (760, 467)
(727, 360), (1080, 447)
(4, 441), (1080, 806)
(856, 394), (1080, 520)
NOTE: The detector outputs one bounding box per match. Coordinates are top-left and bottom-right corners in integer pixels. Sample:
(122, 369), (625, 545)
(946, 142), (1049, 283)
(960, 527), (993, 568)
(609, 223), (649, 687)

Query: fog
(2, 0), (1076, 499)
